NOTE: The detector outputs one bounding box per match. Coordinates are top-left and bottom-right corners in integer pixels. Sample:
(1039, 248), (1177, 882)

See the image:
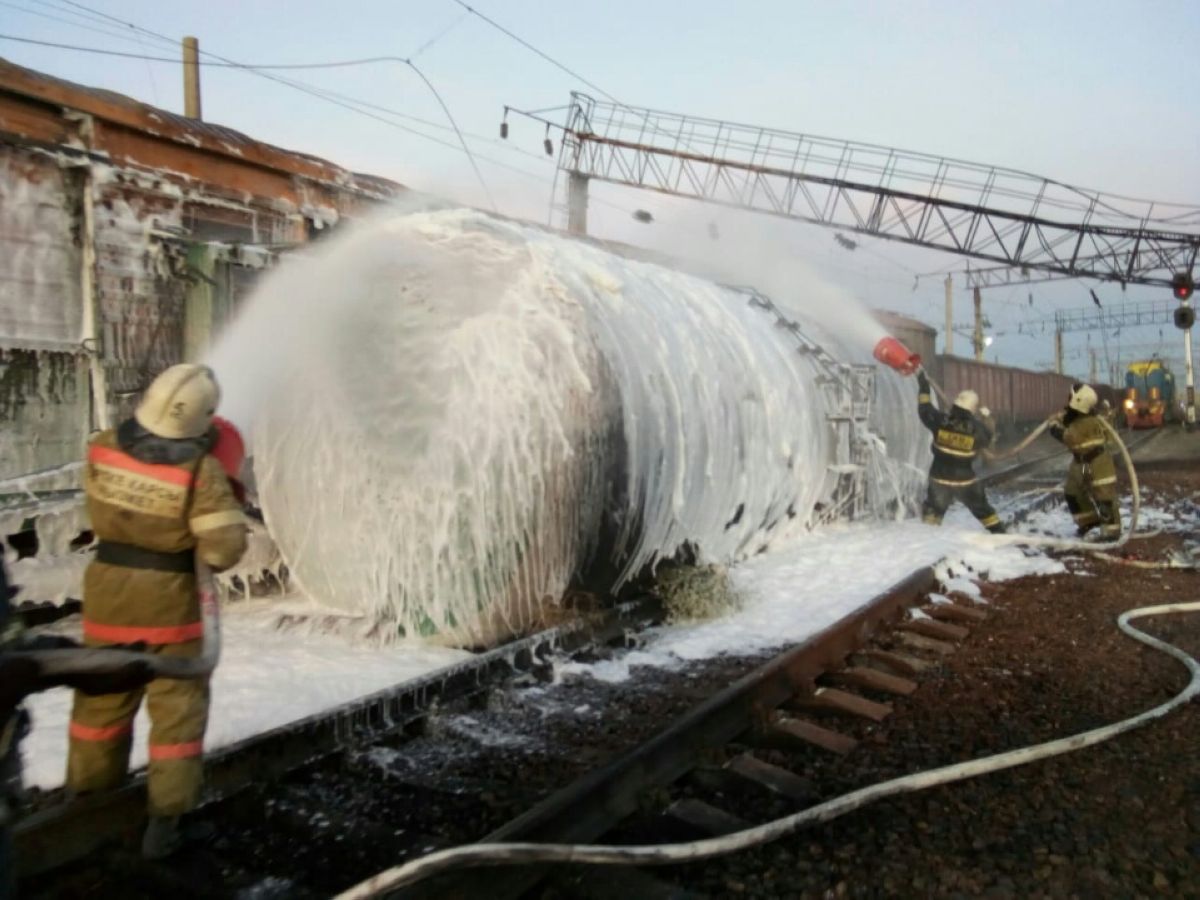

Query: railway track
(15, 432), (1158, 894)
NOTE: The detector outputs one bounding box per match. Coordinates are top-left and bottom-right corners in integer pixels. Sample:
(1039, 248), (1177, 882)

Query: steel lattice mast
(556, 93), (1200, 289)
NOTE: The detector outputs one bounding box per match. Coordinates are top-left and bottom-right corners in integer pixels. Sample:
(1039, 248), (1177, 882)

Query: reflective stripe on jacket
(918, 394), (993, 484)
(82, 429), (247, 645)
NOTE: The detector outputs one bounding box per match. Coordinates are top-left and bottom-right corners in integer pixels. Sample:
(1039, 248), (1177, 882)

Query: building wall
(0, 60), (402, 484)
(0, 147), (89, 480)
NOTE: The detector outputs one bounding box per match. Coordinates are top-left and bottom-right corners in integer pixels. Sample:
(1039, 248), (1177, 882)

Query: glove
(917, 371), (930, 392)
(1048, 409), (1066, 424)
(979, 406), (991, 418)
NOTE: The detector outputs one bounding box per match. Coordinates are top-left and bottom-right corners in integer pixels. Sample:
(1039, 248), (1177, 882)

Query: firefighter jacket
(82, 422), (247, 647)
(1048, 411), (1109, 463)
(918, 392), (994, 485)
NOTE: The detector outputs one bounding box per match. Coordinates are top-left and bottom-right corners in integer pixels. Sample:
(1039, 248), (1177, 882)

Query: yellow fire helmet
(1068, 383), (1099, 415)
(953, 389), (980, 414)
(135, 364), (221, 440)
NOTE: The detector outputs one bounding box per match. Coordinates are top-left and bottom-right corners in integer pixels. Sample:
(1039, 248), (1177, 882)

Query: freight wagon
(932, 356), (1080, 431)
(873, 314), (1116, 434)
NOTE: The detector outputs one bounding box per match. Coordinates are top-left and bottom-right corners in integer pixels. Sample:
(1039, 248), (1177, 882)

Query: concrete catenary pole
(1089, 348), (1098, 384)
(972, 286), (983, 361)
(183, 36), (202, 120)
(944, 275), (954, 356)
(1054, 329), (1064, 375)
(567, 172), (589, 236)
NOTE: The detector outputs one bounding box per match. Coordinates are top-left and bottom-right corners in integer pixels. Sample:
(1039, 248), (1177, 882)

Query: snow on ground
(21, 601), (470, 790)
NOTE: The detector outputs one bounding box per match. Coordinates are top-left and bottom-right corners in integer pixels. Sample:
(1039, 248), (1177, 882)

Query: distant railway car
(1123, 360), (1175, 428)
(933, 355), (1077, 435)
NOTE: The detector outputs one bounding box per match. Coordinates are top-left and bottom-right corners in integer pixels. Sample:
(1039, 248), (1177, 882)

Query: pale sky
(3, 0), (1198, 379)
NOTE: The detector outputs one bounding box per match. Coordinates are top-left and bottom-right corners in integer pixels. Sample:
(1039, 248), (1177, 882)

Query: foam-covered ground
(20, 510), (1071, 790)
(20, 602), (471, 791)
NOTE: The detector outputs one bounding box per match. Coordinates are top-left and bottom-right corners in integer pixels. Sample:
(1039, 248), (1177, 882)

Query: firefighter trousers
(66, 640), (208, 817)
(1065, 456), (1120, 537)
(922, 478), (1005, 533)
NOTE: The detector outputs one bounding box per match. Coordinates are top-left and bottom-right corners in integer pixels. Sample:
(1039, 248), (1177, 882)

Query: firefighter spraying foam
(871, 335), (1005, 535)
(914, 371), (1006, 534)
(65, 364), (249, 860)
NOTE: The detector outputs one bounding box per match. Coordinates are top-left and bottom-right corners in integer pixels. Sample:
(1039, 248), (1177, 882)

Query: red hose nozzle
(873, 336), (921, 376)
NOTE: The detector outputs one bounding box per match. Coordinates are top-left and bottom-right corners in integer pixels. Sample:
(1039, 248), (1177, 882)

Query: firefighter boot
(142, 815), (182, 860)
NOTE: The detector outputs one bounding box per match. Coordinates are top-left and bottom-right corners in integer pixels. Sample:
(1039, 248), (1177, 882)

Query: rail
(14, 430), (1158, 880)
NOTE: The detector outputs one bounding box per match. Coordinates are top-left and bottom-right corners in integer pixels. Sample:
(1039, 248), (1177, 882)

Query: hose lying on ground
(7, 562), (221, 680)
(1091, 550), (1199, 570)
(334, 599), (1200, 898)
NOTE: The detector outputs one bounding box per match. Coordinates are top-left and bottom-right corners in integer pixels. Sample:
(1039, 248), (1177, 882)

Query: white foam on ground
(556, 517), (1064, 684)
(20, 601), (469, 790)
(30, 498), (1167, 791)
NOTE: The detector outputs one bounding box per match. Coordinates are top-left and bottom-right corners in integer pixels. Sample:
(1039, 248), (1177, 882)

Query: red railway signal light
(1171, 272), (1194, 301)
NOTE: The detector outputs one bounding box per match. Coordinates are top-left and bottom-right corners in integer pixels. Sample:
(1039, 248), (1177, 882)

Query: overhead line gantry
(553, 93), (1200, 289)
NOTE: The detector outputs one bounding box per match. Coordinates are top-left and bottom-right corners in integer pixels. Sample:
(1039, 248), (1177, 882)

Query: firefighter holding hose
(2, 559), (159, 898)
(915, 371), (1006, 534)
(1049, 383), (1121, 540)
(66, 364), (248, 859)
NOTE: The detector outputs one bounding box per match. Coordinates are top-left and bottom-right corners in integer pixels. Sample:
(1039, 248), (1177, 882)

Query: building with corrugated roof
(0, 58), (404, 483)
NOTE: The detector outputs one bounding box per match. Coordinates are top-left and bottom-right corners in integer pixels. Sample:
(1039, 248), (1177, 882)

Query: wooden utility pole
(183, 36), (202, 119)
(944, 275), (954, 355)
(972, 286), (984, 360)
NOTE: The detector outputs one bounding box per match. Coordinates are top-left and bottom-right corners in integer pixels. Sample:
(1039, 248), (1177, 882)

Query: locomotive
(1123, 359), (1176, 428)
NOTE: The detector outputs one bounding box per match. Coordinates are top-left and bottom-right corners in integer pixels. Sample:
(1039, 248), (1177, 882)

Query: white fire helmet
(135, 364), (221, 440)
(953, 389), (980, 414)
(1068, 383), (1099, 415)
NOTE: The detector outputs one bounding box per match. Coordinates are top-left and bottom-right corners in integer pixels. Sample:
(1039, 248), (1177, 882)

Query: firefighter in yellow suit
(66, 364), (247, 859)
(1048, 383), (1122, 540)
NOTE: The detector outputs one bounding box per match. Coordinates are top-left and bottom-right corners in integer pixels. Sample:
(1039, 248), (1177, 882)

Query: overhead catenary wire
(0, 27), (640, 216)
(0, 31), (497, 209)
(0, 33), (482, 70)
(0, 2), (157, 49)
(449, 0), (614, 102)
(0, 30), (549, 157)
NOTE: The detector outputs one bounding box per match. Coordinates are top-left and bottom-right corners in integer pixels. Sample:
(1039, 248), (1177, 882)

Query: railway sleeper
(663, 797), (752, 837)
(824, 665), (918, 696)
(723, 751), (815, 802)
(785, 686), (893, 722)
(899, 617), (971, 642)
(761, 714), (858, 755)
(851, 648), (932, 676)
(920, 601), (987, 623)
(892, 630), (958, 655)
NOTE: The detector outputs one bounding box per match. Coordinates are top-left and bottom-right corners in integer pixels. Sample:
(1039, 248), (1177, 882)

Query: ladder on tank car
(731, 286), (879, 524)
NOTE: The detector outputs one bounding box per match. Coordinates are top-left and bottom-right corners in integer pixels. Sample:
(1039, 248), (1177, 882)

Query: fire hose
(337, 354), (1180, 896)
(336, 598), (1199, 897)
(916, 365), (1052, 463)
(6, 561), (221, 680)
(915, 363), (1144, 554)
